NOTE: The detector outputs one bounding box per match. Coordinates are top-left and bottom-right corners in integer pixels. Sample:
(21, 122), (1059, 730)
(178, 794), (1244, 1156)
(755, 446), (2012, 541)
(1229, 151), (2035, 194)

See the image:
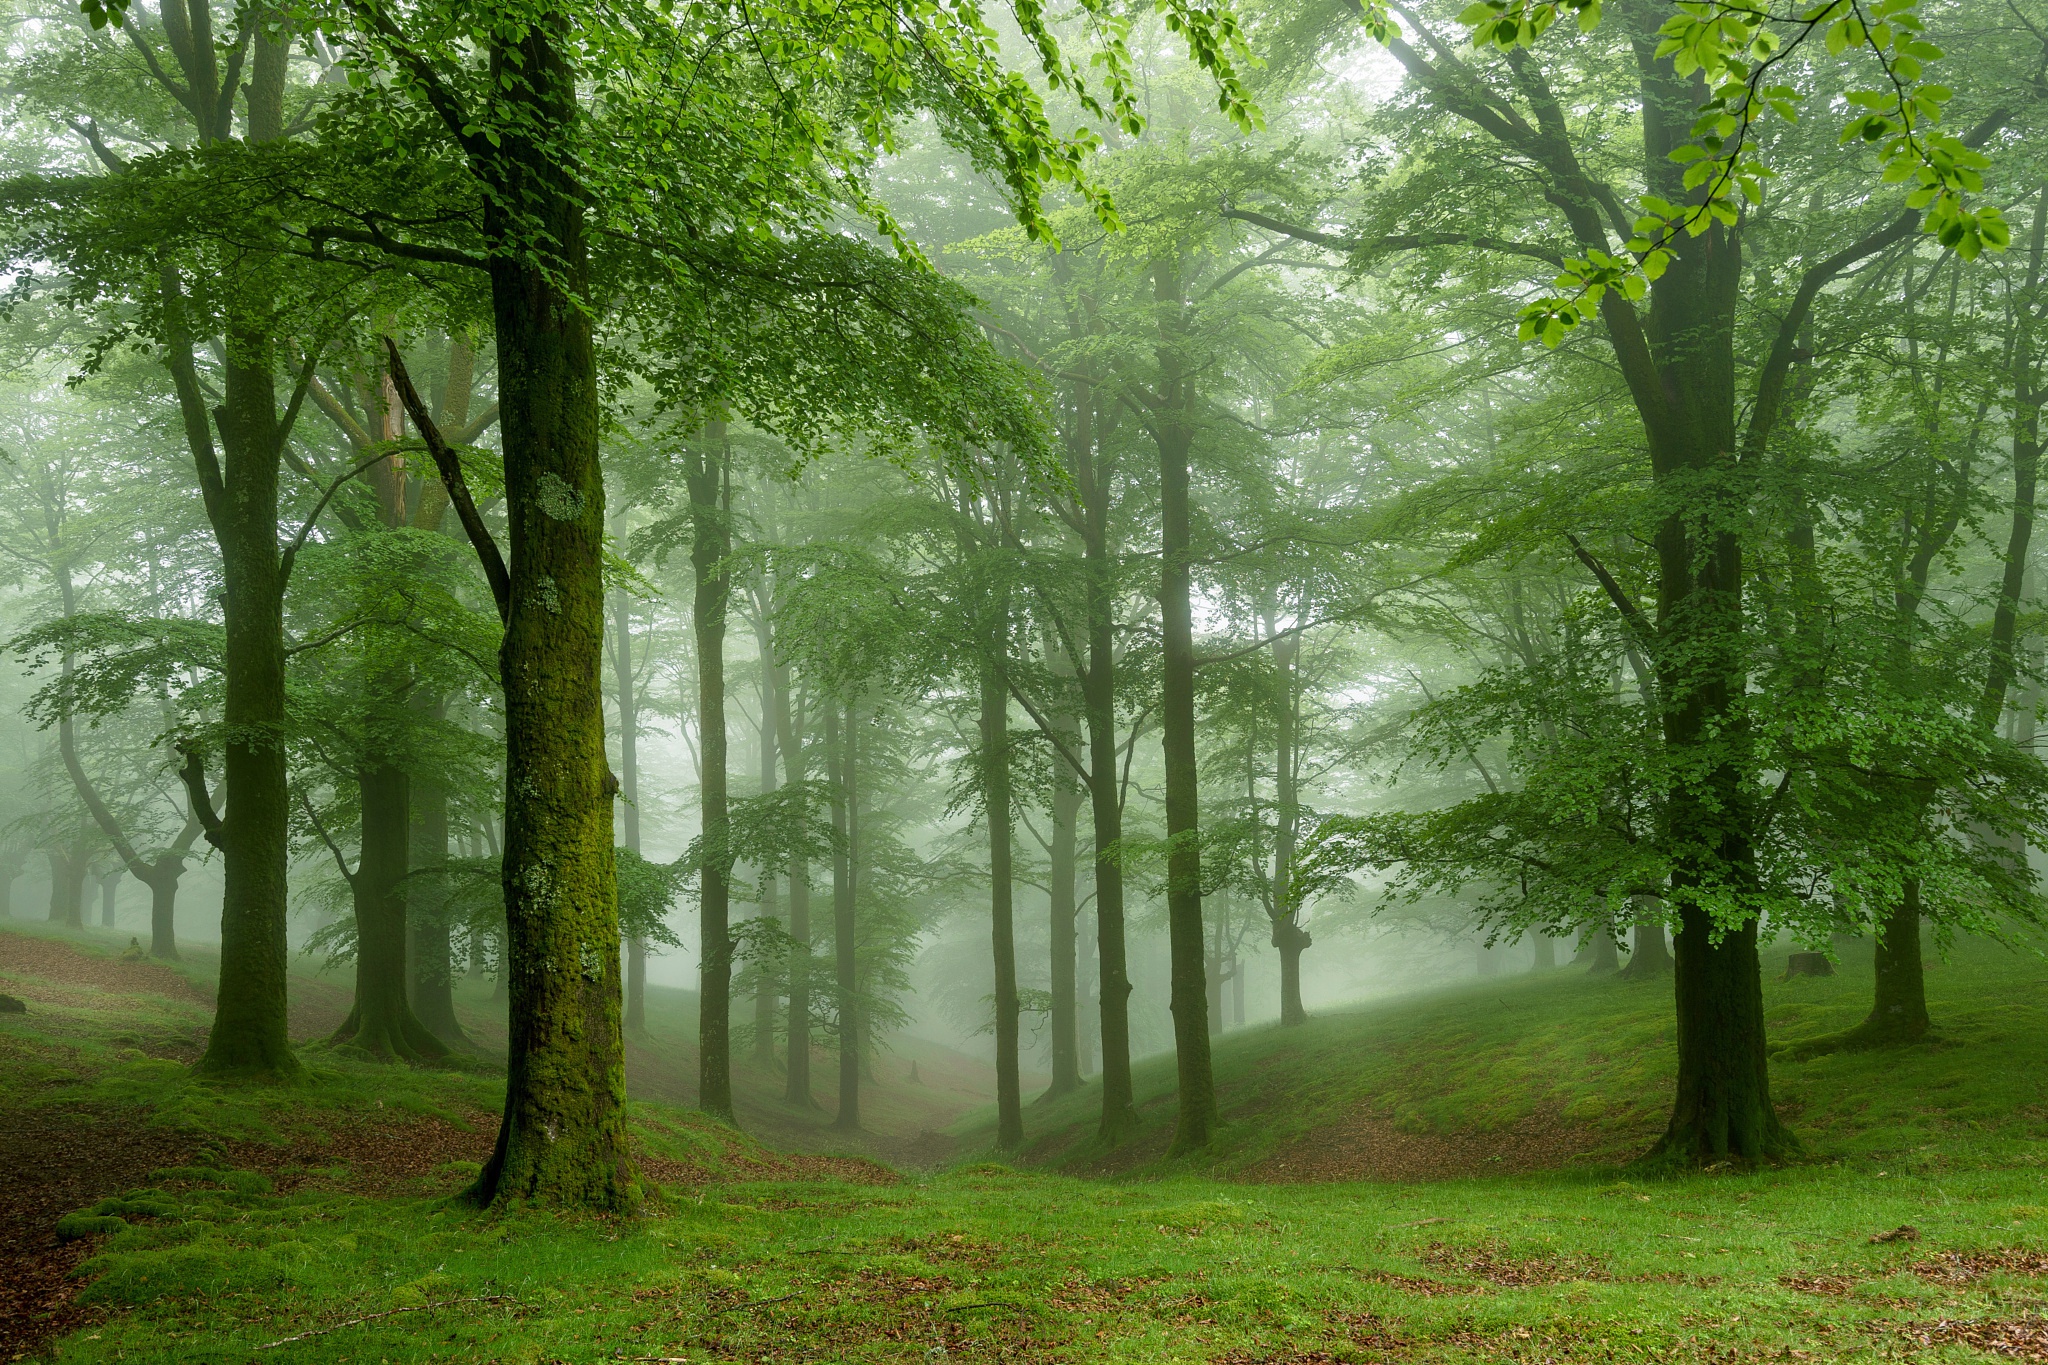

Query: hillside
(11, 921), (2048, 1365)
(953, 930), (2048, 1177)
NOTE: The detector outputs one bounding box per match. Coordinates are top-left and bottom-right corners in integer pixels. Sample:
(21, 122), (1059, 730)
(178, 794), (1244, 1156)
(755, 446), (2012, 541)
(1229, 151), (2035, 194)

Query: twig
(256, 1295), (518, 1349)
(704, 1292), (800, 1316)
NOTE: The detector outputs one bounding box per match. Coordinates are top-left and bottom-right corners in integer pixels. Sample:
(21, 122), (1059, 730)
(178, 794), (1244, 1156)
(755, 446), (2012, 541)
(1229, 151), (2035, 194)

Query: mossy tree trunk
(459, 16), (635, 1211)
(690, 423), (734, 1123)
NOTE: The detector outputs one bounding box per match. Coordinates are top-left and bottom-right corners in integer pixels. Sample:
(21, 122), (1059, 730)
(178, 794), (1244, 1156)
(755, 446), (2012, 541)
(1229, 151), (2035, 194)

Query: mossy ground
(6, 920), (2048, 1364)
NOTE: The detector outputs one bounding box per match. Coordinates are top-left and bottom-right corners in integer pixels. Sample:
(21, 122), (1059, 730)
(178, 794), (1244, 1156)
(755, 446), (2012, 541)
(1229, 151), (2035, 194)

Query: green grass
(11, 921), (2048, 1364)
(953, 931), (2048, 1177)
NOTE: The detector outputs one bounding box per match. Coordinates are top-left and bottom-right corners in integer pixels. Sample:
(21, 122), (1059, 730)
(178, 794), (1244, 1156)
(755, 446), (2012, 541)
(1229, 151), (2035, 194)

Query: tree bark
(691, 423), (734, 1122)
(334, 762), (445, 1061)
(409, 764), (469, 1046)
(981, 660), (1024, 1150)
(465, 16), (635, 1210)
(47, 844), (86, 927)
(829, 698), (860, 1131)
(775, 665), (814, 1106)
(1077, 409), (1136, 1140)
(753, 601), (781, 1067)
(1153, 258), (1215, 1154)
(1271, 632), (1309, 1027)
(1044, 717), (1083, 1099)
(1619, 907), (1673, 980)
(612, 577), (646, 1036)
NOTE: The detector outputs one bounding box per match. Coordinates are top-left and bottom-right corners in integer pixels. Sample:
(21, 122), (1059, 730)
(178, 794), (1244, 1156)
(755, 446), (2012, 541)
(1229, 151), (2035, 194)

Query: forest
(2, 0), (2048, 1356)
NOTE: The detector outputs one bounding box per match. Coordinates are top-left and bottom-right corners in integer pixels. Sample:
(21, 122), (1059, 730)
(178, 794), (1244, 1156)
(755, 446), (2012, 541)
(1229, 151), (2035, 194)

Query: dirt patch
(1913, 1250), (2048, 1285)
(1901, 1315), (2048, 1360)
(0, 931), (213, 1010)
(1240, 1106), (1630, 1183)
(284, 975), (356, 1043)
(0, 1104), (193, 1362)
(1419, 1241), (1608, 1287)
(224, 1110), (497, 1195)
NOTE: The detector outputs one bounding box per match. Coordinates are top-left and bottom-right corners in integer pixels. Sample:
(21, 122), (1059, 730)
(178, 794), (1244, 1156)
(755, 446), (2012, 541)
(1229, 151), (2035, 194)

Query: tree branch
(383, 337), (510, 621)
(176, 747), (225, 849)
(1222, 207), (1566, 268)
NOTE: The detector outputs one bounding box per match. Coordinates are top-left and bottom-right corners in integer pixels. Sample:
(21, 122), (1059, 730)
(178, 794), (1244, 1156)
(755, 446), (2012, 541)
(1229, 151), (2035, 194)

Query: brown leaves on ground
(0, 931), (213, 1011)
(1911, 1249), (2048, 1284)
(0, 1104), (192, 1362)
(1900, 1315), (2048, 1360)
(225, 1110), (496, 1196)
(1212, 1351), (1348, 1365)
(1419, 1241), (1609, 1287)
(637, 1149), (897, 1193)
(1871, 1225), (1922, 1244)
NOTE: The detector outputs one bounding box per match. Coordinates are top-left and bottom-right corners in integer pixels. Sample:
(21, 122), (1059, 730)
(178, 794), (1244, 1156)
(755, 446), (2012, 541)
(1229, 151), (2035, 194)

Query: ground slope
(10, 922), (2048, 1365)
(953, 931), (2048, 1178)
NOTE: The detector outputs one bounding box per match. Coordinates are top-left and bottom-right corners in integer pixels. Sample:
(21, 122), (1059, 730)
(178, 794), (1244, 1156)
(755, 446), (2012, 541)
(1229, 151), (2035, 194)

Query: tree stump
(1783, 952), (1835, 980)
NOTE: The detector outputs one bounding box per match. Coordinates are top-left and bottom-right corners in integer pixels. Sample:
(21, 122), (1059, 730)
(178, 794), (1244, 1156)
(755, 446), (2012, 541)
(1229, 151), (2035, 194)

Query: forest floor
(4, 920), (2048, 1364)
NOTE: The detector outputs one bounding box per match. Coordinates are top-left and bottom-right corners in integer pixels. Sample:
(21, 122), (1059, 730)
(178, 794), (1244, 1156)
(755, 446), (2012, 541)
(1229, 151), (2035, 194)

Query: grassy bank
(7, 921), (2048, 1363)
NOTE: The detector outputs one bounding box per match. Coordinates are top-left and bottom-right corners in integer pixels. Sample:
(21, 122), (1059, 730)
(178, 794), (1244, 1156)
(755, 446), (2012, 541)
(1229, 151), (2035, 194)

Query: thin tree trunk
(776, 667), (813, 1106)
(1044, 731), (1083, 1098)
(829, 699), (860, 1131)
(1153, 258), (1215, 1155)
(613, 578), (646, 1036)
(982, 660), (1023, 1150)
(99, 869), (120, 927)
(691, 423), (734, 1122)
(753, 607), (781, 1067)
(1271, 632), (1309, 1027)
(1077, 394), (1135, 1141)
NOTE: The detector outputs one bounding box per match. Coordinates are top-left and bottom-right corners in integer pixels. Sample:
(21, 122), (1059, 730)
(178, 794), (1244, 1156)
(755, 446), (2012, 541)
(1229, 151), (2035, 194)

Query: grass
(953, 931), (2048, 1177)
(7, 920), (2048, 1364)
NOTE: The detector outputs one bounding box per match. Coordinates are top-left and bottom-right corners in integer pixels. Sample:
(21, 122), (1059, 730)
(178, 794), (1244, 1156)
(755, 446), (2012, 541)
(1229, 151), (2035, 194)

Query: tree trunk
(829, 699), (860, 1131)
(99, 869), (121, 927)
(1860, 883), (1931, 1042)
(1586, 925), (1620, 975)
(1271, 632), (1310, 1027)
(1060, 378), (1136, 1140)
(1153, 258), (1215, 1155)
(691, 424), (734, 1122)
(1654, 909), (1788, 1162)
(612, 580), (647, 1036)
(410, 765), (469, 1046)
(47, 846), (86, 928)
(1044, 745), (1083, 1098)
(981, 661), (1024, 1150)
(335, 764), (445, 1061)
(1619, 909), (1673, 980)
(775, 667), (814, 1106)
(147, 854), (182, 961)
(753, 606), (781, 1067)
(467, 17), (635, 1210)
(162, 26), (298, 1084)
